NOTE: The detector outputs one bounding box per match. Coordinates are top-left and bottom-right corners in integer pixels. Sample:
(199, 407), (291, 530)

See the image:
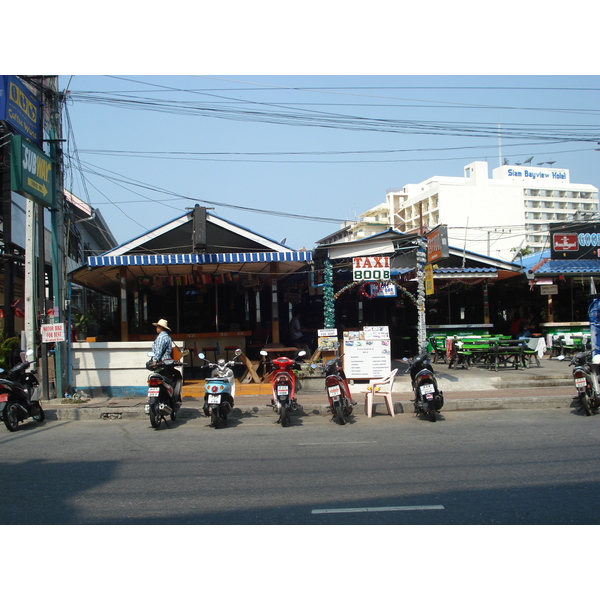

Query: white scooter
(198, 349), (242, 428)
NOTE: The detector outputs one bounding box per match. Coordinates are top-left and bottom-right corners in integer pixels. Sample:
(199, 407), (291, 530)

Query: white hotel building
(330, 161), (599, 262)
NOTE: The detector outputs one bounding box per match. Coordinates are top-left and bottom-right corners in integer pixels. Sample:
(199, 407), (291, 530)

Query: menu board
(342, 327), (391, 378)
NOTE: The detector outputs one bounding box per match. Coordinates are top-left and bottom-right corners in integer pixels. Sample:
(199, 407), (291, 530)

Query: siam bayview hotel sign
(495, 164), (569, 183)
(550, 222), (600, 259)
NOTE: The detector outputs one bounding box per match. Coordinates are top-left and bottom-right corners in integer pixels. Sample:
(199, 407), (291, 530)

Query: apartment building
(389, 161), (599, 261)
(319, 161), (599, 262)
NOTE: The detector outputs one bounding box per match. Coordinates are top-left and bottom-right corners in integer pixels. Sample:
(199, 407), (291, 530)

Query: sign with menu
(342, 327), (391, 378)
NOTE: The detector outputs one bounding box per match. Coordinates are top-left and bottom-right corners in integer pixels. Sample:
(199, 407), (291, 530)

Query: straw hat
(152, 318), (171, 331)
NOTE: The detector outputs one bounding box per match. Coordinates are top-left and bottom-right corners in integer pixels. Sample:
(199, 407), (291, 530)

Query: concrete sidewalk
(43, 356), (582, 421)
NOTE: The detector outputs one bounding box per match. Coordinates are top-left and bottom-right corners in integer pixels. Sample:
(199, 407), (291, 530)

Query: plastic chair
(364, 369), (398, 418)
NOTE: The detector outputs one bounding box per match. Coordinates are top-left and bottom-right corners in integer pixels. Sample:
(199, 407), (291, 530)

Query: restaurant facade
(68, 207), (313, 396)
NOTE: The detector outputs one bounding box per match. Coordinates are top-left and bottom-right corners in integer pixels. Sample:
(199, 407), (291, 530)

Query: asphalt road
(1, 408), (599, 525)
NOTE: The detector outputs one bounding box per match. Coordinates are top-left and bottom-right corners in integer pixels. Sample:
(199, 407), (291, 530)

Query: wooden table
(261, 346), (300, 358)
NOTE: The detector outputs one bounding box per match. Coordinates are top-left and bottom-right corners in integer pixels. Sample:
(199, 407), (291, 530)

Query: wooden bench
(489, 339), (527, 371)
(429, 336), (448, 364)
(450, 339), (499, 370)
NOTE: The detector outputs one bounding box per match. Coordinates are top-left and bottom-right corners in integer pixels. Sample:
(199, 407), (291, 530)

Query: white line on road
(297, 441), (377, 446)
(312, 505), (445, 514)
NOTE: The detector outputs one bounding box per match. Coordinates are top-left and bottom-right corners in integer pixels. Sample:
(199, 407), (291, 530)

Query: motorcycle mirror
(147, 351), (154, 357)
(198, 353), (205, 359)
(401, 357), (409, 362)
(25, 349), (34, 357)
(234, 349), (242, 356)
(298, 350), (307, 357)
(260, 350), (268, 356)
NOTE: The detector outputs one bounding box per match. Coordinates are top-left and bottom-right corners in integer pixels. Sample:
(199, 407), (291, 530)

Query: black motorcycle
(0, 349), (44, 432)
(403, 354), (444, 422)
(567, 351), (600, 416)
(145, 352), (185, 429)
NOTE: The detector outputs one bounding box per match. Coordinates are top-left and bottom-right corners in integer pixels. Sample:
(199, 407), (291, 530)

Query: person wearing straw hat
(151, 319), (173, 361)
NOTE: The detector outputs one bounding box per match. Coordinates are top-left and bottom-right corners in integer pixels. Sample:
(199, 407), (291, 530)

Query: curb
(42, 393), (580, 421)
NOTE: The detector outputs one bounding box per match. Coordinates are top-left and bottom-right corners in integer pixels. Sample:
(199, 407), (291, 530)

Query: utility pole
(44, 77), (66, 399)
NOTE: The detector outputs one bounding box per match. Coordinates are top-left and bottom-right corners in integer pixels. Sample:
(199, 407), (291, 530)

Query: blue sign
(0, 76), (42, 146)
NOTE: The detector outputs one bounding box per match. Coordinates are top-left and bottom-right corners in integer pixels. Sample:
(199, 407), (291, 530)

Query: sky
(58, 73), (600, 253)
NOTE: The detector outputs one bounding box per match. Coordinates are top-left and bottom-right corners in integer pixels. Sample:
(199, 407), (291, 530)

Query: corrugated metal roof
(531, 259), (600, 275)
(434, 267), (498, 275)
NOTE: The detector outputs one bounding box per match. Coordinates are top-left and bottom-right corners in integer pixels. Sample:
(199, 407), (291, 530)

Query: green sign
(10, 135), (55, 208)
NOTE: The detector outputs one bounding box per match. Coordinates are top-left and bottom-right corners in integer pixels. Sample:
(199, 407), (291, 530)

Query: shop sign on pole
(426, 225), (449, 263)
(41, 322), (66, 343)
(425, 264), (434, 295)
(0, 76), (42, 146)
(10, 135), (56, 208)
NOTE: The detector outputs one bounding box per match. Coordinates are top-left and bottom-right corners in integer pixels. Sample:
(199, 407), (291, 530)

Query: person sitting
(289, 308), (312, 354)
(151, 319), (173, 361)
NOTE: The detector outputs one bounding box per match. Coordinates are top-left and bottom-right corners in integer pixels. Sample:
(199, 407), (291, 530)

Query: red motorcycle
(260, 349), (306, 427)
(324, 354), (355, 425)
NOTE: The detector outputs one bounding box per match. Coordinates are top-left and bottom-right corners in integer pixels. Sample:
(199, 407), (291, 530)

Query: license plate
(327, 385), (341, 398)
(575, 377), (587, 389)
(208, 395), (221, 404)
(420, 384), (435, 394)
(277, 386), (289, 395)
(148, 387), (160, 397)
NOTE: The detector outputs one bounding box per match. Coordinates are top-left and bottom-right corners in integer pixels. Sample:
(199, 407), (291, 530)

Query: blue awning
(87, 251), (312, 268)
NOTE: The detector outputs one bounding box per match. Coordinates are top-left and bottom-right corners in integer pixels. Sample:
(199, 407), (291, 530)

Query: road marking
(297, 441), (377, 446)
(312, 505), (445, 514)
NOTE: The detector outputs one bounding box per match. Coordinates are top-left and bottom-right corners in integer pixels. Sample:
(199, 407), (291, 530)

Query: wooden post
(120, 266), (129, 341)
(271, 262), (280, 344)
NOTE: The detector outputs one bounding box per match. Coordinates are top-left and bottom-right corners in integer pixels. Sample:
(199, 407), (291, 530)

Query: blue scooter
(198, 349), (242, 428)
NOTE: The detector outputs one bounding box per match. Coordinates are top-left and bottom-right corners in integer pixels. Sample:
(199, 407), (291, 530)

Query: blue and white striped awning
(87, 251), (313, 268)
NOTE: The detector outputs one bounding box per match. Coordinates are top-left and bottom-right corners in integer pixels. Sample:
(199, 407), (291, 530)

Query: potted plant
(74, 313), (94, 341)
(0, 329), (20, 370)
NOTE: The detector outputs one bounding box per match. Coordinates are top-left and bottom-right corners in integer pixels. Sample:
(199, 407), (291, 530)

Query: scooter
(145, 351), (186, 429)
(567, 350), (600, 416)
(324, 354), (356, 425)
(403, 354), (444, 422)
(0, 349), (44, 432)
(198, 349), (242, 428)
(260, 349), (306, 427)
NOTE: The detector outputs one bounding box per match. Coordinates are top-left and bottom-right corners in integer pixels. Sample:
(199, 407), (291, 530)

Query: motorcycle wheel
(427, 401), (437, 422)
(3, 402), (19, 432)
(335, 404), (346, 425)
(32, 404), (45, 422)
(211, 407), (220, 428)
(580, 392), (593, 416)
(280, 404), (289, 427)
(149, 403), (162, 429)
